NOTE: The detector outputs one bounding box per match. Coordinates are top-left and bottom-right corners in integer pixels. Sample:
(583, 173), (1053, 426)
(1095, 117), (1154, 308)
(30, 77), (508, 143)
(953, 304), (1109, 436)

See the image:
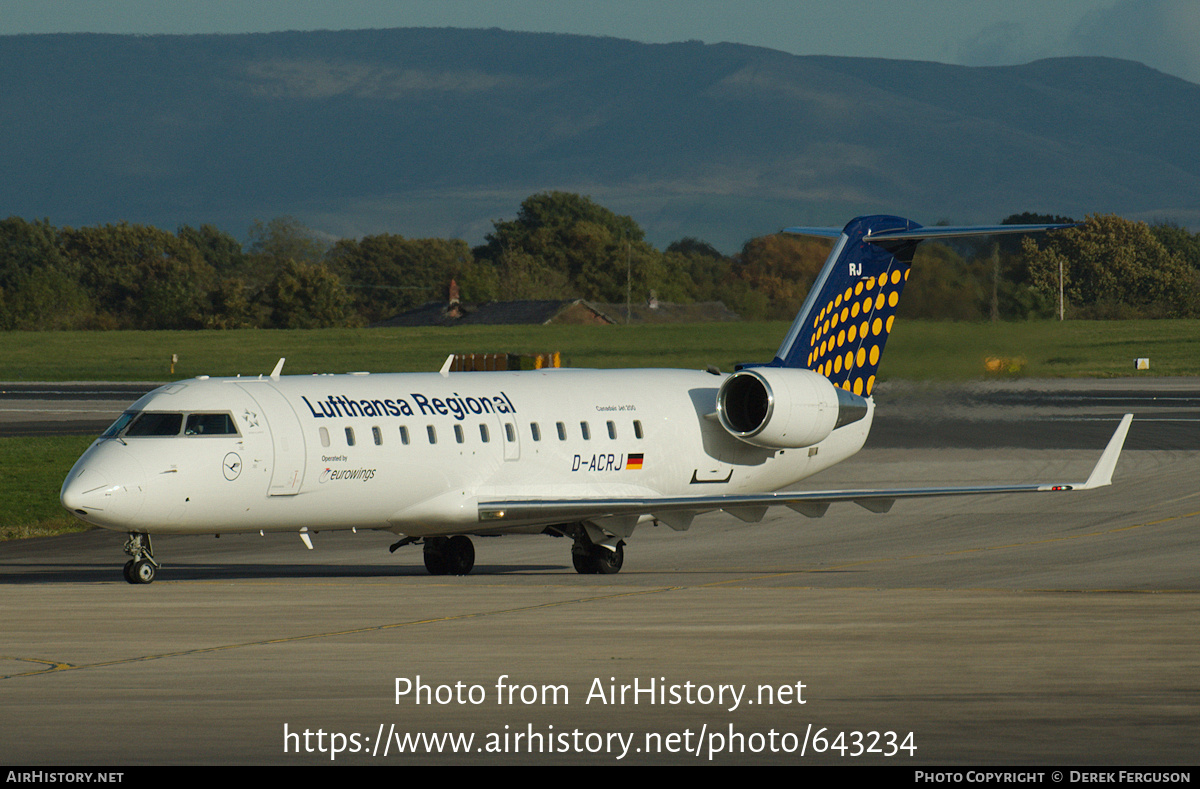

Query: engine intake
(716, 367), (867, 449)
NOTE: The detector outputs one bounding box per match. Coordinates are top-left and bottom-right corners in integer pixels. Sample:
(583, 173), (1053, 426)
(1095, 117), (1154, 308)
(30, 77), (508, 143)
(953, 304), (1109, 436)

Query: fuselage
(60, 367), (874, 537)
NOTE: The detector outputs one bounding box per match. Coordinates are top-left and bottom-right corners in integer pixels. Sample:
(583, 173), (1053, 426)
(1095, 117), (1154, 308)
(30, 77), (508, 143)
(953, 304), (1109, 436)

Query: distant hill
(2, 28), (1198, 251)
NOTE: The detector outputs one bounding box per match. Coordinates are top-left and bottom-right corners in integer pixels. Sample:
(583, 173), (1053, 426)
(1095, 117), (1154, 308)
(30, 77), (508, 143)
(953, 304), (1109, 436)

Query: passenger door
(236, 383), (306, 495)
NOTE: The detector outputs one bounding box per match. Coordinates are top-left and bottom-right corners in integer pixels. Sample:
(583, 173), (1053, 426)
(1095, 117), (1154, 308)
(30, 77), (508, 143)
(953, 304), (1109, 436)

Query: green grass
(2, 320), (1197, 540)
(884, 320), (1200, 379)
(0, 435), (96, 541)
(0, 324), (780, 380)
(2, 320), (1197, 382)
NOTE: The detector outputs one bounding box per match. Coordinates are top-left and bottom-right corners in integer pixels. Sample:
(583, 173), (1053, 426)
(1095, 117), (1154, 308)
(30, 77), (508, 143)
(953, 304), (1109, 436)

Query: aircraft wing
(478, 414), (1132, 529)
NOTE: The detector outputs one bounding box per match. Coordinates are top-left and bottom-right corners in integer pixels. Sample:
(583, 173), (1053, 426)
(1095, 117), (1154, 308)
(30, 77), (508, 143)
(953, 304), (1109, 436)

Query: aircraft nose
(61, 444), (146, 526)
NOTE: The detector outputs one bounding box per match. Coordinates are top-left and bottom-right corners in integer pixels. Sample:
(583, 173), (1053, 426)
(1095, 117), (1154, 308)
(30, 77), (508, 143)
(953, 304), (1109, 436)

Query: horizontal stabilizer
(859, 223), (1077, 244)
(783, 223), (1076, 245)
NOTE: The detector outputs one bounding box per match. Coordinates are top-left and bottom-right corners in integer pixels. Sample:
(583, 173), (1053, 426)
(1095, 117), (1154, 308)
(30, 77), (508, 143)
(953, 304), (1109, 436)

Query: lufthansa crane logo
(223, 452), (242, 481)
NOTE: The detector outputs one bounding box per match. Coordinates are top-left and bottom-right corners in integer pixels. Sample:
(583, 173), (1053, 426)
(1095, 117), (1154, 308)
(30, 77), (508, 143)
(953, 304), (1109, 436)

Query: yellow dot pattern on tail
(772, 216), (921, 396)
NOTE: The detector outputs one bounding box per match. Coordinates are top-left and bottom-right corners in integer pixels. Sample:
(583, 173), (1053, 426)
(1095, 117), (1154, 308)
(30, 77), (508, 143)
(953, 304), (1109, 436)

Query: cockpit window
(125, 412), (184, 437)
(185, 413), (238, 436)
(101, 412), (137, 438)
(106, 410), (240, 438)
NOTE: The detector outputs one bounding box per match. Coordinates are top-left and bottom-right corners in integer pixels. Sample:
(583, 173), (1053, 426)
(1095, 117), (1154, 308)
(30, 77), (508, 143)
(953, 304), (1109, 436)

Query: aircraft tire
(572, 551), (597, 574)
(593, 543), (624, 575)
(423, 538), (449, 575)
(447, 536), (475, 575)
(132, 559), (156, 584)
(123, 560), (137, 584)
(573, 543), (623, 575)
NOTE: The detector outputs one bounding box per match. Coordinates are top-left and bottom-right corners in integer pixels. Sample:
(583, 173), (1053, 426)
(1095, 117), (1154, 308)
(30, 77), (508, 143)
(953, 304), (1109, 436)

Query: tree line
(1, 192), (1197, 331)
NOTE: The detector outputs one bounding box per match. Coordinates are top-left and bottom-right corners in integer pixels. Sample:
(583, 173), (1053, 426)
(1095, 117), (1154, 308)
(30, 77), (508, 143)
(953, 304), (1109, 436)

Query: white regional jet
(61, 215), (1133, 584)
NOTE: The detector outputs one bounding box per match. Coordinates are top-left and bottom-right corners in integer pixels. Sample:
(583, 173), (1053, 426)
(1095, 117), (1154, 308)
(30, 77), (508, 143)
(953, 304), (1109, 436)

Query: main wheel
(122, 560), (137, 584)
(593, 543), (624, 575)
(572, 543), (623, 574)
(572, 551), (597, 574)
(446, 536), (475, 575)
(423, 537), (449, 575)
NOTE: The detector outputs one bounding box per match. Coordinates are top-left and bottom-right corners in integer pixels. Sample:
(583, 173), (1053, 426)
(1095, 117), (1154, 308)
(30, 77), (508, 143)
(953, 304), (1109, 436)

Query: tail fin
(768, 215), (1073, 396)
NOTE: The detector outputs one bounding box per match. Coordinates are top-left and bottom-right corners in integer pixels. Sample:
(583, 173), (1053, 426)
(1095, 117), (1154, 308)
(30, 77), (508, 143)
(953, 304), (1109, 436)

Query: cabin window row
(317, 419), (645, 448)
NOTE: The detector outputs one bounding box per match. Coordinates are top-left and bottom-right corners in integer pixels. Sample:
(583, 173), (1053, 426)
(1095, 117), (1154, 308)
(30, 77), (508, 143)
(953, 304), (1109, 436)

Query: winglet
(439, 354), (454, 377)
(270, 358), (285, 380)
(1080, 414), (1134, 489)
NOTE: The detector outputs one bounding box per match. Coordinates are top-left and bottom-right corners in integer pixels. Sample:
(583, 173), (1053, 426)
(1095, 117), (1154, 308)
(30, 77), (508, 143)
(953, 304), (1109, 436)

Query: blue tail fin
(769, 215), (920, 396)
(767, 215), (1074, 396)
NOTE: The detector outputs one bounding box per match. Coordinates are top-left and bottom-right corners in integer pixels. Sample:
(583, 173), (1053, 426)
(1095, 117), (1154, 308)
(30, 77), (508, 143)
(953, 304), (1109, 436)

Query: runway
(0, 379), (1197, 765)
(0, 382), (155, 436)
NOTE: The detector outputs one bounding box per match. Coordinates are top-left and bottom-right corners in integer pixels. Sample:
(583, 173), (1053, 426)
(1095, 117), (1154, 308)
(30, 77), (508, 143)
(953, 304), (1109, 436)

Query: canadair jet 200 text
(61, 215), (1133, 583)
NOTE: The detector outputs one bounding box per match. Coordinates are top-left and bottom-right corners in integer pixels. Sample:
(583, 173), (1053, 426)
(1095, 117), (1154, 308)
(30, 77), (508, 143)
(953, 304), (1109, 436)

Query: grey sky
(3, 0), (1198, 84)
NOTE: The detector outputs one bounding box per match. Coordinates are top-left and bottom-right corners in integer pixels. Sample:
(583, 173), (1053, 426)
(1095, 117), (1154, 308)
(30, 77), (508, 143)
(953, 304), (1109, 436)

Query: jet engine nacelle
(716, 367), (867, 449)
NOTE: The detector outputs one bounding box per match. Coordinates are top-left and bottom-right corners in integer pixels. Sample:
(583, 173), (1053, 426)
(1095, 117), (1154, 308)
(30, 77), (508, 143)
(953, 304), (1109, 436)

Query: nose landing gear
(122, 533), (159, 584)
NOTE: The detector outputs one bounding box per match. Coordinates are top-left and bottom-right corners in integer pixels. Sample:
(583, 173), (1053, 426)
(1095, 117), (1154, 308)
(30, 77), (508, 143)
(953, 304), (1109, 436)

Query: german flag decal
(626, 453), (644, 470)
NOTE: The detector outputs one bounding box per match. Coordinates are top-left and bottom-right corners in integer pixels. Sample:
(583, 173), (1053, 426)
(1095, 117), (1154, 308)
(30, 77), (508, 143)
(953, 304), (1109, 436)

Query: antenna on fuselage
(270, 358), (285, 380)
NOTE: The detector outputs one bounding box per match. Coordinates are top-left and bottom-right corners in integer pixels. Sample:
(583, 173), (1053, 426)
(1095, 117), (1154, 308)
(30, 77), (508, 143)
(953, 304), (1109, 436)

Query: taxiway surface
(1, 379), (1196, 764)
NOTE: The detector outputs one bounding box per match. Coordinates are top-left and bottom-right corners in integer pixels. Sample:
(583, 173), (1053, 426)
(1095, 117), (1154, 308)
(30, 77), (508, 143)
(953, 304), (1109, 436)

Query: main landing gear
(403, 528), (628, 576)
(423, 535), (475, 576)
(571, 533), (625, 575)
(122, 532), (159, 584)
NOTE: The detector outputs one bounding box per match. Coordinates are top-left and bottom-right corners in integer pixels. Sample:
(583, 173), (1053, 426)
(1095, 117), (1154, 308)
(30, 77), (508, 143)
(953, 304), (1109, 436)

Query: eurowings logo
(319, 467), (376, 484)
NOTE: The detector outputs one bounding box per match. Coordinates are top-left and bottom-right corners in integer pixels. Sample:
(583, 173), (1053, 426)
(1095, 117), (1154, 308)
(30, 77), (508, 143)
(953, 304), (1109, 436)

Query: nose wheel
(122, 533), (159, 584)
